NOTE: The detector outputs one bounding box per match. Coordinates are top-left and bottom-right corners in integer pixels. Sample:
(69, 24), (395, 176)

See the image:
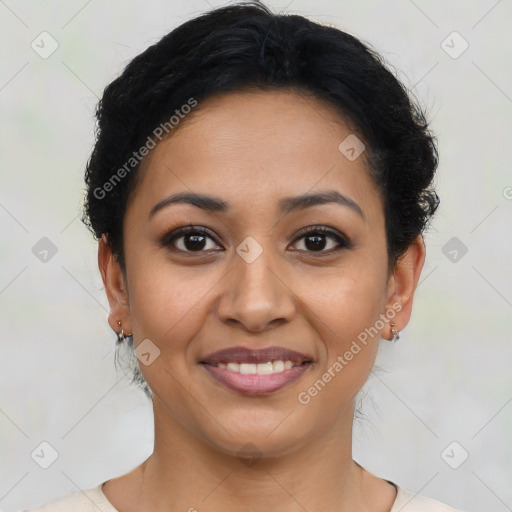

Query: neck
(134, 397), (392, 512)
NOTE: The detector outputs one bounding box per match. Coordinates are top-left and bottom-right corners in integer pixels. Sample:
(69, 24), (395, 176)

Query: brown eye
(291, 226), (350, 254)
(161, 226), (222, 253)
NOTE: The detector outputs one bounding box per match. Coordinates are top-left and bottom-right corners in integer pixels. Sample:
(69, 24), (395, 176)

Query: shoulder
(18, 483), (117, 512)
(391, 485), (464, 512)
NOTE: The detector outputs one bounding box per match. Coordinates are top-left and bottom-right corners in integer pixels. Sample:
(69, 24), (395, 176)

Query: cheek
(125, 250), (227, 364)
(298, 258), (387, 340)
(295, 259), (386, 395)
(123, 257), (209, 411)
(294, 279), (383, 435)
(125, 255), (199, 344)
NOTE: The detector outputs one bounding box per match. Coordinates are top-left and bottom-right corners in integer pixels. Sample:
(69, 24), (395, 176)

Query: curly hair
(81, 1), (439, 399)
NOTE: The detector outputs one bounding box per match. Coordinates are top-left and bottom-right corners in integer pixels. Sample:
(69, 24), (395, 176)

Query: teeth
(216, 360), (297, 374)
(273, 360), (284, 373)
(240, 363), (256, 374)
(257, 362), (274, 375)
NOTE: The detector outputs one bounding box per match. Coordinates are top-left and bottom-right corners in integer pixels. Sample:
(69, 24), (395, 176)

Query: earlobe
(98, 234), (131, 334)
(383, 235), (426, 340)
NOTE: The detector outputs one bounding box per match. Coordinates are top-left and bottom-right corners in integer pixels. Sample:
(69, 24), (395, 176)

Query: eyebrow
(149, 189), (365, 220)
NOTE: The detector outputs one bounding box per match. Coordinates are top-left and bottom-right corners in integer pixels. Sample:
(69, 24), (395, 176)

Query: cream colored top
(21, 481), (463, 511)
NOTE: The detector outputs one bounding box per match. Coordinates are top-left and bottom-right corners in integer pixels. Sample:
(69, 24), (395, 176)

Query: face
(101, 89), (423, 459)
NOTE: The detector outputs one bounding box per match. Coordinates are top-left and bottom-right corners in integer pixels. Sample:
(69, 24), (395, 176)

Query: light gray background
(1, 1), (511, 511)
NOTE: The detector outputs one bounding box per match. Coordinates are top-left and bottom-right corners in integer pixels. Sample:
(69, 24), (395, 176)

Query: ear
(382, 235), (426, 340)
(98, 234), (131, 335)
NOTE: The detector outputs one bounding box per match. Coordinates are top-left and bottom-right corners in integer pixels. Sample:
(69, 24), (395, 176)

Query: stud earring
(389, 322), (400, 343)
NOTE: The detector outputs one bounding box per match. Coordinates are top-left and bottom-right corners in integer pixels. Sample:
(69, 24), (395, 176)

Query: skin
(98, 89), (425, 512)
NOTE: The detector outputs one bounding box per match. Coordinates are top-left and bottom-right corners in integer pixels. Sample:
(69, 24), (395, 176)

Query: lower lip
(201, 363), (312, 395)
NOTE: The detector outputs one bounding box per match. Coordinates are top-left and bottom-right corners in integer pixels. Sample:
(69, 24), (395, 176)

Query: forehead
(127, 89), (382, 222)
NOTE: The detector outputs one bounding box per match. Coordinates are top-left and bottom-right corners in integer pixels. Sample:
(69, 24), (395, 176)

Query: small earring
(389, 322), (400, 343)
(117, 320), (132, 342)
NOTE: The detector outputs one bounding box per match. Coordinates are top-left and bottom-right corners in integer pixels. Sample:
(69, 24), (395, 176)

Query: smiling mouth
(201, 361), (313, 395)
(199, 346), (313, 395)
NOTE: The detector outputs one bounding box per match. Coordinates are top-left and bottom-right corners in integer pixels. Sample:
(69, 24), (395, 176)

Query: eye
(291, 225), (350, 255)
(160, 225), (222, 253)
(160, 224), (350, 255)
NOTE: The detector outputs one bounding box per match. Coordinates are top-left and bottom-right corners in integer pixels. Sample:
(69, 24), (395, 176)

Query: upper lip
(200, 346), (314, 365)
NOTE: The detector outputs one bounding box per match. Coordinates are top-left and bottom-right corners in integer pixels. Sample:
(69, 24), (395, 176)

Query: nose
(216, 244), (296, 333)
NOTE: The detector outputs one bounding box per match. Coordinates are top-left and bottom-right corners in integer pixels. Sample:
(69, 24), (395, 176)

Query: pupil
(185, 234), (206, 251)
(305, 234), (325, 251)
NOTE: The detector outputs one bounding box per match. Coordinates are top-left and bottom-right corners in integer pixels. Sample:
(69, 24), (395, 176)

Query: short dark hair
(82, 1), (439, 276)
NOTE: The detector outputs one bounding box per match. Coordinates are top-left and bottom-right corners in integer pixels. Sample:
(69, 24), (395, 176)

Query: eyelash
(160, 224), (350, 256)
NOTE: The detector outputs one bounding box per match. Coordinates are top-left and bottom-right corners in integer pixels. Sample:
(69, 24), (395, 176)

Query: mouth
(199, 346), (313, 395)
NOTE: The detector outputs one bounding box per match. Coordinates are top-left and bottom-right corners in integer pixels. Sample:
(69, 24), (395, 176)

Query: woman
(24, 2), (462, 511)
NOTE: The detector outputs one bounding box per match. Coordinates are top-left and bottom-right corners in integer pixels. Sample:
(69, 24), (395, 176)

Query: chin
(209, 430), (308, 462)
(195, 408), (319, 461)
